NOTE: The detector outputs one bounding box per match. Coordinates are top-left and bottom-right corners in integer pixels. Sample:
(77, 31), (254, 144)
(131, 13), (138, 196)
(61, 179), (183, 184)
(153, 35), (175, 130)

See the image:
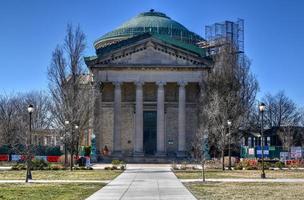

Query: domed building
(85, 10), (211, 161)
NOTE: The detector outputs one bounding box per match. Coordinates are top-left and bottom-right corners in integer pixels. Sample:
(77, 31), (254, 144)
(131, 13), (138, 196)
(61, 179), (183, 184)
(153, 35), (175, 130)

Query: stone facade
(96, 83), (199, 157)
(84, 11), (212, 159)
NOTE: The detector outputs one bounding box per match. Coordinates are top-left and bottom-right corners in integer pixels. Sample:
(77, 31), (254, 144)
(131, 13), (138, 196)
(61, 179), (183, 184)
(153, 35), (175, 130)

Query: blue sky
(0, 0), (303, 106)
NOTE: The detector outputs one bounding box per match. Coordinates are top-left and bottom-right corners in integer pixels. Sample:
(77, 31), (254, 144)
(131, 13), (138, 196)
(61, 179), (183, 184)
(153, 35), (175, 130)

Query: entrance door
(143, 111), (157, 155)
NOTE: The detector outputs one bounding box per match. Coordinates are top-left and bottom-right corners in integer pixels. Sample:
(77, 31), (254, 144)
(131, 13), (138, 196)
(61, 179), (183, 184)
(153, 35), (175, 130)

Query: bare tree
(47, 24), (92, 170)
(200, 39), (258, 170)
(192, 83), (209, 181)
(0, 92), (51, 148)
(262, 91), (302, 151)
(0, 91), (52, 182)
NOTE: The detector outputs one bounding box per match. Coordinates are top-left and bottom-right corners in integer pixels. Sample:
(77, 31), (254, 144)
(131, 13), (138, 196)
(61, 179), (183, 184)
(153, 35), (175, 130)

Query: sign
(11, 155), (21, 161)
(35, 156), (47, 161)
(290, 147), (302, 159)
(256, 146), (269, 158)
(280, 152), (289, 161)
(248, 148), (255, 155)
(269, 146), (275, 151)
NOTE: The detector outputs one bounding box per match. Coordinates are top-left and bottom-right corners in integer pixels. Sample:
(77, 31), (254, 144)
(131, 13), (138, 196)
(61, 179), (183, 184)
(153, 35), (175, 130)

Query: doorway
(143, 111), (157, 155)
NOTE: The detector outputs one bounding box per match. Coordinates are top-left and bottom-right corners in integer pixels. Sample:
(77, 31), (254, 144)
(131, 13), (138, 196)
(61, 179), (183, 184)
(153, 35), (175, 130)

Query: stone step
(98, 155), (189, 164)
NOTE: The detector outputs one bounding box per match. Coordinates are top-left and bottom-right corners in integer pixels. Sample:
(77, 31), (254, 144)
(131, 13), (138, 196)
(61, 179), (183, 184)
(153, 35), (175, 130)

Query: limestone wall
(96, 82), (199, 155)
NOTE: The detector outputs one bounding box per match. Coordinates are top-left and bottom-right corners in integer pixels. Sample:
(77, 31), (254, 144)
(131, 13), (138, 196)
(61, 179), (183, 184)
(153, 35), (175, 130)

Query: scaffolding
(205, 19), (244, 54)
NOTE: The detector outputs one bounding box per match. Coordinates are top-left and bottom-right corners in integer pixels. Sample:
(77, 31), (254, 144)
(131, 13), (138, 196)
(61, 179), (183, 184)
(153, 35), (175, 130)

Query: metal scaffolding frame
(205, 19), (244, 54)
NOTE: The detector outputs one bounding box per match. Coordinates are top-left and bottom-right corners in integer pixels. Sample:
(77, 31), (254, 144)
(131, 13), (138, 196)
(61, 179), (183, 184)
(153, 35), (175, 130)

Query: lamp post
(26, 104), (34, 183)
(227, 120), (232, 170)
(75, 124), (79, 158)
(259, 102), (266, 179)
(64, 120), (69, 167)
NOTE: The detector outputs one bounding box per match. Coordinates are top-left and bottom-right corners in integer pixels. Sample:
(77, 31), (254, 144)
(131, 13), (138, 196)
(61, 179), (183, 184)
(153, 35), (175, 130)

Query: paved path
(0, 180), (110, 184)
(181, 178), (304, 183)
(86, 166), (197, 200)
(0, 166), (11, 170)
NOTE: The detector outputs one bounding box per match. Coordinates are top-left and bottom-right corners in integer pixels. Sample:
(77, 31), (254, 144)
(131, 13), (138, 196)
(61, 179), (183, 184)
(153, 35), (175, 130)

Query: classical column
(134, 81), (144, 156)
(92, 81), (103, 161)
(177, 81), (187, 157)
(156, 81), (166, 156)
(113, 81), (122, 154)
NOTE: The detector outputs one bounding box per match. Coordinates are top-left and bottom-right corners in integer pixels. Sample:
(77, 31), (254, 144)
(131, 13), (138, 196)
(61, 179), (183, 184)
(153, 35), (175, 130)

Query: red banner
(47, 156), (60, 162)
(0, 154), (9, 161)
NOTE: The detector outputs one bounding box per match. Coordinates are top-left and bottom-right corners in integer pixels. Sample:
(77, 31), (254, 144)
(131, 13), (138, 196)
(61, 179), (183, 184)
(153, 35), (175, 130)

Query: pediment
(111, 46), (195, 65)
(89, 36), (208, 67)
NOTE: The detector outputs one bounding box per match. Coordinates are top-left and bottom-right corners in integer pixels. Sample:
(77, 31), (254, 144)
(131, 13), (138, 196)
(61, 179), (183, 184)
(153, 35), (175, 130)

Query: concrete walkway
(0, 180), (110, 184)
(181, 178), (304, 183)
(86, 166), (197, 200)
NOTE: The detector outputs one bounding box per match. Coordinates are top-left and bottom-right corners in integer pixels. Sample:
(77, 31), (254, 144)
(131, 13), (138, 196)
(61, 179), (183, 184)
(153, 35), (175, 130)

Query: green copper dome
(94, 9), (204, 49)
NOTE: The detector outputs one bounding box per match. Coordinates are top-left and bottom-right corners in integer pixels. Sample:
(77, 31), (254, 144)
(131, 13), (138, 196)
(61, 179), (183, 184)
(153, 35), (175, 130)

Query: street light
(74, 124), (79, 159)
(227, 120), (232, 170)
(26, 104), (34, 183)
(64, 120), (69, 167)
(259, 102), (266, 179)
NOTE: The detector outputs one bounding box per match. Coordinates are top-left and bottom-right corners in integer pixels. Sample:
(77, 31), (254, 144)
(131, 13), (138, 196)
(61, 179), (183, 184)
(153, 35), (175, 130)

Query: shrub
(49, 164), (65, 170)
(286, 160), (304, 168)
(84, 146), (91, 157)
(74, 166), (86, 170)
(31, 159), (49, 170)
(111, 166), (118, 170)
(274, 161), (285, 169)
(171, 162), (180, 170)
(104, 166), (111, 170)
(180, 162), (188, 170)
(235, 159), (259, 170)
(12, 163), (26, 170)
(111, 160), (121, 166)
(120, 165), (125, 170)
(205, 160), (222, 169)
(234, 162), (243, 170)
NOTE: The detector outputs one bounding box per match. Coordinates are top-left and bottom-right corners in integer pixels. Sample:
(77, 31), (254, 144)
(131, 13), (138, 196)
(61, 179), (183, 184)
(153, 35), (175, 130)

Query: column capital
(156, 81), (166, 87)
(113, 81), (122, 87)
(135, 81), (144, 88)
(178, 81), (188, 87)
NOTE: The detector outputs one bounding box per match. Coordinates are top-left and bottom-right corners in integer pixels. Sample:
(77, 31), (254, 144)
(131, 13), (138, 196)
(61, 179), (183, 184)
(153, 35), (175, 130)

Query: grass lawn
(186, 182), (304, 200)
(0, 183), (104, 200)
(0, 170), (121, 180)
(174, 169), (304, 179)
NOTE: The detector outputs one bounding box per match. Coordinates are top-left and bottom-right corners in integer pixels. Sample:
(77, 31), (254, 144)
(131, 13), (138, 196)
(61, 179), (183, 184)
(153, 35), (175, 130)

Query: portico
(110, 79), (192, 157)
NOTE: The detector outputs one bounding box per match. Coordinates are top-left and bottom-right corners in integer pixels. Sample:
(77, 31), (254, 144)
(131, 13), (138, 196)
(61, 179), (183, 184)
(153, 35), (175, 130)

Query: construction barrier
(0, 154), (9, 161)
(46, 156), (60, 162)
(34, 156), (47, 161)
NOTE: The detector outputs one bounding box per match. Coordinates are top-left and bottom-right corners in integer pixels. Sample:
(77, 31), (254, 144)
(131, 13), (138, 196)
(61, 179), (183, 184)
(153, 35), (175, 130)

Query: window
(267, 137), (271, 146)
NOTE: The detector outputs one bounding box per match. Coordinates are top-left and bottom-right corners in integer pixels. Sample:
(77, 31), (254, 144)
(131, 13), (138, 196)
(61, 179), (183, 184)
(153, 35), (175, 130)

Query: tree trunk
(64, 143), (67, 167)
(228, 136), (232, 170)
(202, 162), (206, 182)
(70, 146), (74, 171)
(222, 149), (225, 171)
(76, 141), (79, 159)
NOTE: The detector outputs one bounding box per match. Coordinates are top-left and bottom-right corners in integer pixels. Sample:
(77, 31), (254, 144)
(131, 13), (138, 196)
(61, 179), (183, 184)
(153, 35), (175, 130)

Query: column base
(111, 151), (122, 157)
(155, 152), (167, 157)
(133, 151), (144, 157)
(176, 151), (187, 158)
